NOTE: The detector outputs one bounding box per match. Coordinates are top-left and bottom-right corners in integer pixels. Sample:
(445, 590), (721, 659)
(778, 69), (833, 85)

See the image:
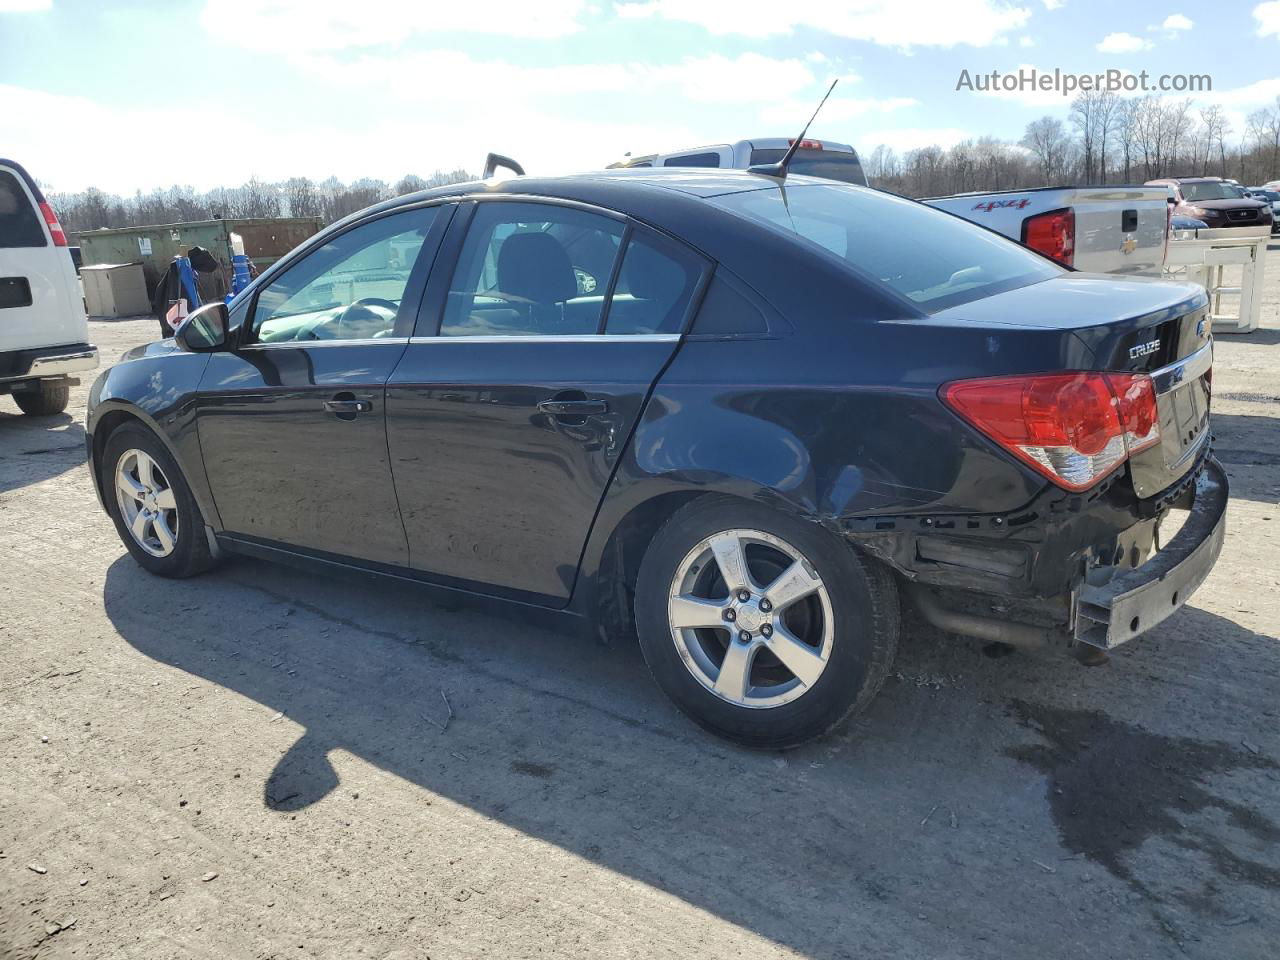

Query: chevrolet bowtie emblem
(1121, 234), (1137, 254)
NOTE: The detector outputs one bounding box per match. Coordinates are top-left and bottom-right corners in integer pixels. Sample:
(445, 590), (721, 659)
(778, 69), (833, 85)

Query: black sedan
(86, 169), (1226, 748)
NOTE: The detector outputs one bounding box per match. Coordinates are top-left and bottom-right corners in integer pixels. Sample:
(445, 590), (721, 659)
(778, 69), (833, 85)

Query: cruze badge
(1129, 340), (1161, 359)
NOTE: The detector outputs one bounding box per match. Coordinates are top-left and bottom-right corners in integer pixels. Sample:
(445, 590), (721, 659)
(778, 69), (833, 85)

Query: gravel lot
(2, 260), (1279, 959)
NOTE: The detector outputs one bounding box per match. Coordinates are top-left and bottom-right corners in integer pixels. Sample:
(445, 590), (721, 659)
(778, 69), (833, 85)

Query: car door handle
(323, 398), (373, 415)
(538, 398), (608, 416)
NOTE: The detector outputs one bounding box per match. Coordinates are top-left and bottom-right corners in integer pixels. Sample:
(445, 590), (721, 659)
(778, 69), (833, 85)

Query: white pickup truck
(922, 186), (1170, 276)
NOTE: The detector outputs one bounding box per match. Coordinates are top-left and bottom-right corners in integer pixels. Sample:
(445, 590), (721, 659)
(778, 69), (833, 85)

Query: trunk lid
(933, 273), (1212, 498)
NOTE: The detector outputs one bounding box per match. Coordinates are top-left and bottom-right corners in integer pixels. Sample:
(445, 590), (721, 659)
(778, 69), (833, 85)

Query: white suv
(1, 158), (98, 416)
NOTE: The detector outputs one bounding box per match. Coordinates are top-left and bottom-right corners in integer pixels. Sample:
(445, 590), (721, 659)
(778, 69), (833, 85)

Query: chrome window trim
(407, 334), (680, 344)
(237, 337), (409, 350)
(459, 193), (629, 221)
(1151, 342), (1212, 396)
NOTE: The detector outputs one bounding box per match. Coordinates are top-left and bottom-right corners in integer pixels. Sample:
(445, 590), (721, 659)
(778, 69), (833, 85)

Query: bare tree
(1021, 116), (1072, 183)
(283, 177), (322, 218)
(1069, 92), (1099, 183)
(394, 174), (428, 196)
(1200, 104), (1230, 178)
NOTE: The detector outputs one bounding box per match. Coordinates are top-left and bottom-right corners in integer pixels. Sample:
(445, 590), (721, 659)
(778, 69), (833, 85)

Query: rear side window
(690, 272), (769, 335)
(663, 153), (720, 168)
(441, 202), (624, 337)
(605, 232), (702, 335)
(0, 171), (47, 249)
(711, 184), (1062, 313)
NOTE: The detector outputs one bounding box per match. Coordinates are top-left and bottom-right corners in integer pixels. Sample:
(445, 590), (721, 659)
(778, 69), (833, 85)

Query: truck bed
(923, 185), (1168, 277)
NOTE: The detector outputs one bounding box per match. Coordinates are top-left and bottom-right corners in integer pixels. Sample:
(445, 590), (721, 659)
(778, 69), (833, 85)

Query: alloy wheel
(667, 528), (835, 709)
(114, 449), (180, 558)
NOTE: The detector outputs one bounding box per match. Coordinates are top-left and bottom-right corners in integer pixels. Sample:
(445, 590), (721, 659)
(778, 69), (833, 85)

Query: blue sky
(4, 0), (1280, 193)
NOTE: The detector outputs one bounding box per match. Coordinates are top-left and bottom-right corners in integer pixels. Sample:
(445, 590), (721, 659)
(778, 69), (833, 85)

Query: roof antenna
(747, 78), (839, 180)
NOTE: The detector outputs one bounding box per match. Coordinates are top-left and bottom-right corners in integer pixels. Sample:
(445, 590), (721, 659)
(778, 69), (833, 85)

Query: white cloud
(1096, 31), (1153, 53)
(1041, 0), (1064, 8)
(1208, 75), (1280, 107)
(1018, 35), (1035, 47)
(757, 94), (918, 128)
(614, 0), (1032, 48)
(199, 0), (590, 49)
(0, 0), (51, 10)
(292, 49), (821, 107)
(1161, 13), (1193, 30)
(0, 82), (698, 193)
(1256, 1), (1280, 37)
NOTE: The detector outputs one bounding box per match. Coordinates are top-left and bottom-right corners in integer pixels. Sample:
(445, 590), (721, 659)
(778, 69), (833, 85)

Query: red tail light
(38, 202), (67, 246)
(788, 139), (823, 150)
(1021, 208), (1074, 266)
(941, 371), (1160, 491)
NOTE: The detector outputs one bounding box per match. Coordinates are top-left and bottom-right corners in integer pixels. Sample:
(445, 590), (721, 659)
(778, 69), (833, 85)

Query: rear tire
(14, 381), (70, 416)
(635, 496), (898, 749)
(101, 421), (217, 579)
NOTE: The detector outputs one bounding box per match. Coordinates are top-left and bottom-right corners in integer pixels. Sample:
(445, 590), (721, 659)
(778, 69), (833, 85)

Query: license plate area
(1160, 376), (1210, 464)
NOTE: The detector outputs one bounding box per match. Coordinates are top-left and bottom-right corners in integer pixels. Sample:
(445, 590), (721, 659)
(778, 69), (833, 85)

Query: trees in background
(47, 169), (476, 234)
(869, 94), (1280, 198)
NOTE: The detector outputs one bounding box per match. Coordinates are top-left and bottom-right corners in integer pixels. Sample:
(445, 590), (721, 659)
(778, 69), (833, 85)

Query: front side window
(250, 207), (438, 343)
(711, 184), (1062, 312)
(440, 203), (624, 337)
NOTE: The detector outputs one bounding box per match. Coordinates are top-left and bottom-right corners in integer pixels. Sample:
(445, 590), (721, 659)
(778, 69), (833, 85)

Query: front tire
(102, 422), (216, 578)
(13, 381), (70, 416)
(635, 496), (898, 749)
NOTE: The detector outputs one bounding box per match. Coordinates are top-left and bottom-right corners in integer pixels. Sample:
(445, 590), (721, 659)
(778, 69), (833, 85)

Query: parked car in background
(609, 138), (868, 185)
(1246, 187), (1280, 233)
(1, 157), (98, 416)
(1149, 176), (1273, 231)
(922, 185), (1169, 276)
(87, 169), (1225, 748)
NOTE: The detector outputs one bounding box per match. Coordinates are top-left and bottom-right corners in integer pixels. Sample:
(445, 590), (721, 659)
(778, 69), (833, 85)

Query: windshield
(1182, 182), (1241, 202)
(747, 149), (867, 186)
(710, 184), (1062, 312)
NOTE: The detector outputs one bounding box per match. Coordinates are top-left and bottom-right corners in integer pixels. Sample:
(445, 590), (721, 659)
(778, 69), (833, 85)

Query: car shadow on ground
(0, 408), (85, 495)
(1217, 327), (1280, 347)
(101, 554), (1280, 957)
(1209, 413), (1280, 506)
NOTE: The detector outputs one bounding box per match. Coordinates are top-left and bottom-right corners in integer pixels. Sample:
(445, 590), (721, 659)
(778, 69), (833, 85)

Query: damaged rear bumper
(1072, 456), (1228, 650)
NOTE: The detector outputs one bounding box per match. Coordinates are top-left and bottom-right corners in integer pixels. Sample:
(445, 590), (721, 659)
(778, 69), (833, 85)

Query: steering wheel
(325, 297), (400, 340)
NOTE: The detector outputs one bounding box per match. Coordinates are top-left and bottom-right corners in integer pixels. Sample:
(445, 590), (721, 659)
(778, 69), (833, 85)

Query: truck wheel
(635, 496), (898, 749)
(101, 422), (217, 579)
(14, 381), (70, 416)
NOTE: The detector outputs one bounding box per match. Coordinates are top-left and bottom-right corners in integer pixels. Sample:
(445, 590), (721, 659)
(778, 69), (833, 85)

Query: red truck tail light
(1021, 208), (1074, 266)
(788, 139), (823, 150)
(38, 202), (68, 246)
(941, 371), (1160, 491)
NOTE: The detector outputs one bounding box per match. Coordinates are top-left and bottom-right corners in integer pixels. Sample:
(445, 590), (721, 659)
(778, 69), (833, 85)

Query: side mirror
(175, 302), (229, 352)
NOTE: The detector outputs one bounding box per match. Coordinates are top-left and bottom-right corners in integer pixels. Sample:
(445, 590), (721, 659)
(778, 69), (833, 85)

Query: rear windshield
(710, 184), (1061, 312)
(748, 148), (867, 186)
(0, 170), (47, 248)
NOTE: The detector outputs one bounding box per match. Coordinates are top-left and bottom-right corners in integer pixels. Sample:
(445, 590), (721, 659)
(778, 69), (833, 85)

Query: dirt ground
(2, 259), (1278, 960)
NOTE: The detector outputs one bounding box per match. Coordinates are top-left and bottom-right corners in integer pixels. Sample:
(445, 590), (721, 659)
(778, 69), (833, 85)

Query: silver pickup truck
(923, 186), (1169, 276)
